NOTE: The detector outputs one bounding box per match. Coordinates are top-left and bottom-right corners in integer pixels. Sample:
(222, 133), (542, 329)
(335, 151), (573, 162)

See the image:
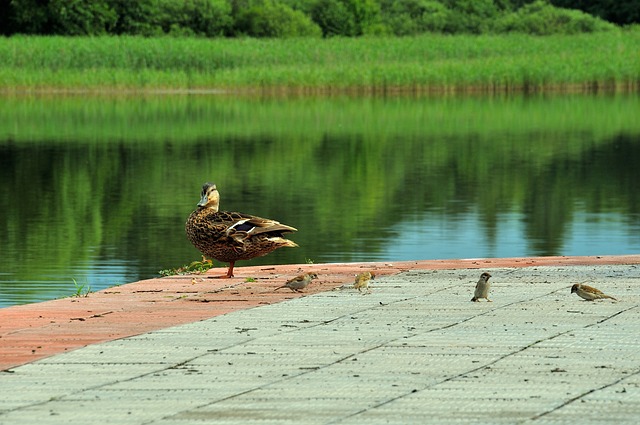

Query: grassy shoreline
(1, 33), (639, 93)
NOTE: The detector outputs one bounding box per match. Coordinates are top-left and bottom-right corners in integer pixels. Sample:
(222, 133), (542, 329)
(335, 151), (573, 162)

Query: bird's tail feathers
(267, 237), (298, 248)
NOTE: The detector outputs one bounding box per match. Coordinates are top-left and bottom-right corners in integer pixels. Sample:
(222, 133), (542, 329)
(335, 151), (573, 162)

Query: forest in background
(1, 0), (638, 38)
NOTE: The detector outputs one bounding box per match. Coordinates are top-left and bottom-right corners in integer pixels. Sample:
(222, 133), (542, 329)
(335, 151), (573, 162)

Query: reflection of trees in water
(523, 134), (640, 255)
(1, 95), (640, 304)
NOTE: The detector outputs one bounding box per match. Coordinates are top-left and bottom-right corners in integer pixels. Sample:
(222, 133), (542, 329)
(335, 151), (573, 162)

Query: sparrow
(571, 283), (617, 301)
(354, 271), (375, 293)
(471, 272), (492, 302)
(274, 272), (318, 292)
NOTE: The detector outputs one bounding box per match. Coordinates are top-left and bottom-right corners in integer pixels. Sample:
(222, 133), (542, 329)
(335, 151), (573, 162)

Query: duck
(185, 182), (298, 278)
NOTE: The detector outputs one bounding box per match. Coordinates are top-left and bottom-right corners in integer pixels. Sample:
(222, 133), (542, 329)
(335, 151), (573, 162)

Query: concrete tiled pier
(1, 256), (639, 424)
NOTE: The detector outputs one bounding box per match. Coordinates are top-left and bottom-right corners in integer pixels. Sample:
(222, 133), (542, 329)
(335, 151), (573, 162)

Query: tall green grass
(0, 33), (638, 92)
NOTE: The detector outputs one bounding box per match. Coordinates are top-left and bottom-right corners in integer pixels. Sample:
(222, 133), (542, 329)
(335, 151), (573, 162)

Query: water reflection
(1, 94), (639, 307)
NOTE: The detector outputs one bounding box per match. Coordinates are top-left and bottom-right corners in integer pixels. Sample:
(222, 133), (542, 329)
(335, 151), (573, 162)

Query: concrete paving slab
(1, 262), (640, 424)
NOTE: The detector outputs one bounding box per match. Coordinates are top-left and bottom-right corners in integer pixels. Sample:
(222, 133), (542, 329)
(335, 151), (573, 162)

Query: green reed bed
(0, 32), (638, 92)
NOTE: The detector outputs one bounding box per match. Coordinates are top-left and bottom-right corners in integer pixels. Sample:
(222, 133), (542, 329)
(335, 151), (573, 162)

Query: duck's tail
(268, 237), (298, 248)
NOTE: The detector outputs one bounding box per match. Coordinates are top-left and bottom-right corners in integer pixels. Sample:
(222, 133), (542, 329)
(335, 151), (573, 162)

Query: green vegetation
(1, 0), (635, 37)
(551, 0), (640, 27)
(159, 259), (215, 276)
(494, 1), (619, 35)
(0, 32), (638, 93)
(71, 278), (91, 297)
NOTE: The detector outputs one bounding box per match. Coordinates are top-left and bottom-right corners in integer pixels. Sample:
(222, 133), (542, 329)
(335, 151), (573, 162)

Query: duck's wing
(224, 212), (297, 236)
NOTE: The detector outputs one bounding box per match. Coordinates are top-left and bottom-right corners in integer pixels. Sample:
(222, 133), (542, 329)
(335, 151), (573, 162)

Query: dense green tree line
(1, 0), (634, 38)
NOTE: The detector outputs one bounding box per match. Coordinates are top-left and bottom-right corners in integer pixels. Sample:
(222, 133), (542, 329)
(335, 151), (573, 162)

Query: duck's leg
(208, 262), (235, 279)
(225, 261), (236, 278)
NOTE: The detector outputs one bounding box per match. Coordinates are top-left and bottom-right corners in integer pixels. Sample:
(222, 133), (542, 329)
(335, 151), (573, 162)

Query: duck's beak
(197, 194), (209, 207)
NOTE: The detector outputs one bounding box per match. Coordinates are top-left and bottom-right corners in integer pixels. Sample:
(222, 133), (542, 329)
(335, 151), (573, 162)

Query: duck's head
(197, 182), (219, 211)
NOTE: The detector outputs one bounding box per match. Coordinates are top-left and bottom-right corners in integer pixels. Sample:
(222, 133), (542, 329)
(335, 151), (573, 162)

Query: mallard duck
(185, 182), (298, 278)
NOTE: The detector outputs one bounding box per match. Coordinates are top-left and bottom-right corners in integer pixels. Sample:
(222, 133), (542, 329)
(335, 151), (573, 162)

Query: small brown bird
(354, 271), (375, 293)
(471, 272), (492, 302)
(274, 273), (318, 292)
(571, 283), (617, 301)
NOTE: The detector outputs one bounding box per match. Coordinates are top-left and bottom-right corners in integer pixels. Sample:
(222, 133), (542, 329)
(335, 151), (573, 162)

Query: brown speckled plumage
(185, 183), (298, 278)
(571, 283), (617, 301)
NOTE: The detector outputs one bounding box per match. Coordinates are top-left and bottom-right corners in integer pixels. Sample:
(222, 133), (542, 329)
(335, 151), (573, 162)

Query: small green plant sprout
(305, 258), (314, 264)
(245, 277), (256, 283)
(71, 278), (91, 297)
(159, 258), (215, 276)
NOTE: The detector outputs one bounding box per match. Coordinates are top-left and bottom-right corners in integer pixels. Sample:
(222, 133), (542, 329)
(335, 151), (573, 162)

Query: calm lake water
(1, 93), (639, 307)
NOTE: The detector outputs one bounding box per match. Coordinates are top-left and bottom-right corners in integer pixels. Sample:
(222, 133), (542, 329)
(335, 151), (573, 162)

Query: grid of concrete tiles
(1, 264), (639, 424)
